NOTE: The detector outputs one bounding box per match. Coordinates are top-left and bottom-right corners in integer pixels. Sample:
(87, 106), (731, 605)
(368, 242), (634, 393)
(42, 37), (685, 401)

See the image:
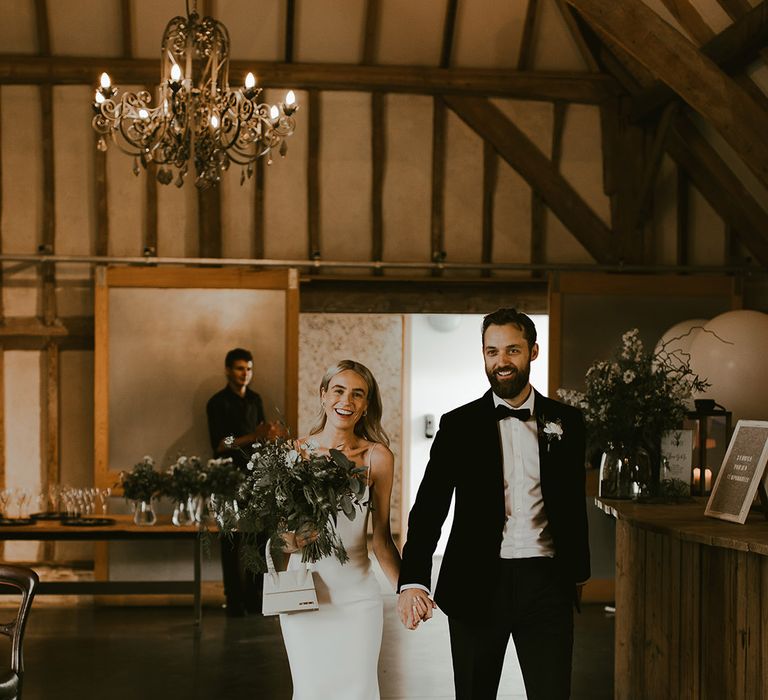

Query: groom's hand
(397, 589), (435, 630)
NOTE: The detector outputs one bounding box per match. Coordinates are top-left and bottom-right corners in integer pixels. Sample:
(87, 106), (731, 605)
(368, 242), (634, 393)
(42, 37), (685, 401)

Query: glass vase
(133, 499), (157, 526)
(172, 496), (196, 527)
(599, 444), (650, 499)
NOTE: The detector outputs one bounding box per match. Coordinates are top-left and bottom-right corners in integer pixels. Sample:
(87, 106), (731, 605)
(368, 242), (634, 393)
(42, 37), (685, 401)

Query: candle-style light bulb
(95, 90), (105, 104)
(138, 108), (150, 119)
(269, 105), (280, 121)
(100, 72), (111, 89)
(245, 72), (256, 90)
(210, 113), (220, 129)
(282, 89), (298, 115)
(170, 63), (182, 82)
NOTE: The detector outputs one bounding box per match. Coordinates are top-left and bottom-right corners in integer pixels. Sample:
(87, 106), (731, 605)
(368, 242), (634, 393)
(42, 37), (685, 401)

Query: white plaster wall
(3, 351), (42, 561)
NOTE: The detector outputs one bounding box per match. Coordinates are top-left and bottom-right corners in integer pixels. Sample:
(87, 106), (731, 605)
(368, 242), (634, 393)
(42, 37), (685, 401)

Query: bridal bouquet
(218, 438), (368, 572)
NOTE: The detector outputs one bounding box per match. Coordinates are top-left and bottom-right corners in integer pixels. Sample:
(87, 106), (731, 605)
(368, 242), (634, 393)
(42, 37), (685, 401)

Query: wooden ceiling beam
(715, 0), (752, 21)
(666, 114), (768, 268)
(34, 0), (50, 56)
(120, 0), (133, 58)
(443, 95), (617, 264)
(0, 55), (619, 102)
(630, 2), (768, 120)
(554, 0), (600, 71)
(517, 0), (540, 70)
(285, 0), (296, 63)
(658, 0), (714, 44)
(568, 0), (768, 192)
(362, 0), (379, 64)
(440, 0), (459, 68)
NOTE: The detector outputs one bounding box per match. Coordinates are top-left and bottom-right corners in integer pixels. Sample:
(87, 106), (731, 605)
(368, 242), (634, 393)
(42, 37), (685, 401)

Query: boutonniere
(539, 418), (564, 452)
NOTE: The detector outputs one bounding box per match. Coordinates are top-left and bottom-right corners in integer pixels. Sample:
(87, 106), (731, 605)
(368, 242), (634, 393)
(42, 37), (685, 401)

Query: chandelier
(91, 1), (298, 189)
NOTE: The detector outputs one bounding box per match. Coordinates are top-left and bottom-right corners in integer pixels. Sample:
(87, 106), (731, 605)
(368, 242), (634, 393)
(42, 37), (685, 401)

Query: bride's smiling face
(321, 370), (369, 429)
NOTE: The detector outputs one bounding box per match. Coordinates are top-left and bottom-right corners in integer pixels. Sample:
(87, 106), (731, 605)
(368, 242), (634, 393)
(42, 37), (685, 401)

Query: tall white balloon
(689, 310), (768, 422)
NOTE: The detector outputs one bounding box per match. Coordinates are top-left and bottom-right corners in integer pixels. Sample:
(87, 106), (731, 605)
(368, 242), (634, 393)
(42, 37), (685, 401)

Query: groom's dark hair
(482, 308), (537, 351)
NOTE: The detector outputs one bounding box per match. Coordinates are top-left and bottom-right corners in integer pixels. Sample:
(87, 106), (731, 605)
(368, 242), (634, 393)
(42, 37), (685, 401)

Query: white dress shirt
(493, 390), (555, 559)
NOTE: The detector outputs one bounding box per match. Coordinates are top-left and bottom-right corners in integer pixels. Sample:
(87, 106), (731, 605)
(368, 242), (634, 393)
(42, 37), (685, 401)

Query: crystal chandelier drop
(91, 1), (299, 189)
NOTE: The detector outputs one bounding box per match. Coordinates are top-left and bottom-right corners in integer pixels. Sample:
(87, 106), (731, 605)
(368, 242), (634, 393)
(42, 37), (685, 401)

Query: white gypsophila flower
(623, 370), (635, 384)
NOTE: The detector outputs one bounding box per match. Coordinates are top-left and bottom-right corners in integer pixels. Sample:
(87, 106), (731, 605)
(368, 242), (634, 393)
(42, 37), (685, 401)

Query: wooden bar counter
(596, 498), (768, 700)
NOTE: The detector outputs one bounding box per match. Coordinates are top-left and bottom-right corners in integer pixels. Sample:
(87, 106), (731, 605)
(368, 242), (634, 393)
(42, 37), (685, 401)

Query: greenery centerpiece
(121, 456), (164, 525)
(162, 456), (204, 526)
(217, 438), (368, 573)
(559, 328), (708, 498)
(199, 457), (243, 502)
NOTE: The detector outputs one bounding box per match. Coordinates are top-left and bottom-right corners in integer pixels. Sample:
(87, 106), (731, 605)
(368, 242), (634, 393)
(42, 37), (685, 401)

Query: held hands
(397, 589), (436, 630)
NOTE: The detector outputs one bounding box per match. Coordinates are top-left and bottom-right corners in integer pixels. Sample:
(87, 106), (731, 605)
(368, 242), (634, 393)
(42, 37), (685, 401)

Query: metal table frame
(0, 515), (204, 625)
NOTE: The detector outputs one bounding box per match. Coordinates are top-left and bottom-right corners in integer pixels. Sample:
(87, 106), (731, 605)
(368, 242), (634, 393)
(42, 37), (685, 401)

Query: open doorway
(403, 313), (549, 553)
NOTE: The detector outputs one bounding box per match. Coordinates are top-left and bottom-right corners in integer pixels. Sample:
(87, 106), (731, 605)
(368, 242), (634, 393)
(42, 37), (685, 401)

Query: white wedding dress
(279, 459), (382, 700)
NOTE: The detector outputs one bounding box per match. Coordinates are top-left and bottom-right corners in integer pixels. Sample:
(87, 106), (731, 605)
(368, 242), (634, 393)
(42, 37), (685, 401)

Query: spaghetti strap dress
(279, 445), (383, 700)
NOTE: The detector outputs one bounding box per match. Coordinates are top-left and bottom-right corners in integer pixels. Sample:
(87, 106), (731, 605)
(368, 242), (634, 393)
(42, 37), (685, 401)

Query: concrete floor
(16, 597), (613, 699)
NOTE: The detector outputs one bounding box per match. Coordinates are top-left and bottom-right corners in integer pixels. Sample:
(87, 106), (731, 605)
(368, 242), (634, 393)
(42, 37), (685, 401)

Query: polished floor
(16, 597), (613, 699)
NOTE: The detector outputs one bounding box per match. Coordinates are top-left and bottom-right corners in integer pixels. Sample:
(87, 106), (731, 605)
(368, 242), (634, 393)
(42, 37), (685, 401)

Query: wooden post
(253, 157), (265, 259)
(307, 91), (321, 261)
(94, 132), (109, 257)
(430, 98), (446, 276)
(371, 93), (385, 275)
(481, 141), (497, 277)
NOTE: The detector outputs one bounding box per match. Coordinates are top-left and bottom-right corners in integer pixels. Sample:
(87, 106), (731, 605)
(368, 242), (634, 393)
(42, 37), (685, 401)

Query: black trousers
(448, 557), (574, 700)
(220, 531), (267, 614)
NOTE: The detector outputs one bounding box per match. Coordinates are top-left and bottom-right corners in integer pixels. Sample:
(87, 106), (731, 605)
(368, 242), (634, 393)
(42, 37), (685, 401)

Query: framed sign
(705, 420), (768, 523)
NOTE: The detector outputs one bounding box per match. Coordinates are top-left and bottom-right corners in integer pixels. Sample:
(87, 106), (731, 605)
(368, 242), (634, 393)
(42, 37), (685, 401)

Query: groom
(397, 308), (590, 699)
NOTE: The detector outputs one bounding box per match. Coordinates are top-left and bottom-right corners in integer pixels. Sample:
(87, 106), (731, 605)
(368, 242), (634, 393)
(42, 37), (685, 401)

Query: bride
(278, 360), (421, 700)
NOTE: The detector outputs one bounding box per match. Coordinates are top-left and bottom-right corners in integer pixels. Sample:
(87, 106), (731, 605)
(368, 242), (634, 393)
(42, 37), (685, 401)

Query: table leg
(194, 535), (202, 626)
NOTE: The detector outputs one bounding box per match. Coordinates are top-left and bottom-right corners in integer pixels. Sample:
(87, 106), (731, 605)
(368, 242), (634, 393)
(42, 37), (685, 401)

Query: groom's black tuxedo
(399, 388), (590, 621)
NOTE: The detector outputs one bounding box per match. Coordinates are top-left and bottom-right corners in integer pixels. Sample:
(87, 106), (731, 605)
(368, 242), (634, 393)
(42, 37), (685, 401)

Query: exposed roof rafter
(567, 0), (768, 193)
(443, 95), (618, 264)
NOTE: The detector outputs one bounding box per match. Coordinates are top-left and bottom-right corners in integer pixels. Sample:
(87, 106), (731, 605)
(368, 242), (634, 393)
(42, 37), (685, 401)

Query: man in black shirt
(206, 347), (268, 617)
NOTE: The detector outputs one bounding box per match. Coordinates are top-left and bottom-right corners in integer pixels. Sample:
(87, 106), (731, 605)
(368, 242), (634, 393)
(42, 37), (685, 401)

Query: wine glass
(98, 487), (112, 515)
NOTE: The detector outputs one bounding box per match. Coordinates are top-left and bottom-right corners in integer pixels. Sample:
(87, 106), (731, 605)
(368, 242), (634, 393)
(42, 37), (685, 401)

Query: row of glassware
(0, 486), (112, 520)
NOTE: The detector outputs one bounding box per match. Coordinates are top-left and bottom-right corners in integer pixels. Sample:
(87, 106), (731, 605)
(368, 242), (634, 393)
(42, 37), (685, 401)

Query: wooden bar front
(596, 498), (768, 700)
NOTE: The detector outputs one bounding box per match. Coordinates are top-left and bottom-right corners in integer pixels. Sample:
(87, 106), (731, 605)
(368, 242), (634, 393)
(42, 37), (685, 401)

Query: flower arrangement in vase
(559, 329), (709, 498)
(121, 456), (163, 525)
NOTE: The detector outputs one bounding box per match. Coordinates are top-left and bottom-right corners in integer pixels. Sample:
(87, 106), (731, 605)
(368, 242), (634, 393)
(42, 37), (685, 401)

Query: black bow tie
(495, 405), (531, 422)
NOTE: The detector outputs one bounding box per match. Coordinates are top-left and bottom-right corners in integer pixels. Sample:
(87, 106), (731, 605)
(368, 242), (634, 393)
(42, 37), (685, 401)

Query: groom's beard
(486, 363), (531, 399)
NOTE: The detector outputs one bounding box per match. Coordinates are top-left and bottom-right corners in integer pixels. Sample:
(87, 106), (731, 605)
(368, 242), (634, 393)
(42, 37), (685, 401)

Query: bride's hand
(279, 528), (319, 553)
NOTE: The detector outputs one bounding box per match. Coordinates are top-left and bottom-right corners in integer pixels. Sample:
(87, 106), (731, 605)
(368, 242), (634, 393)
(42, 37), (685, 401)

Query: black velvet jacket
(398, 389), (590, 620)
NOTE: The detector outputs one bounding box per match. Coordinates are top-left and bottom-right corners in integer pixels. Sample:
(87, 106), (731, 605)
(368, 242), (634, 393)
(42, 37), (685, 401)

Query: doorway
(404, 313), (549, 552)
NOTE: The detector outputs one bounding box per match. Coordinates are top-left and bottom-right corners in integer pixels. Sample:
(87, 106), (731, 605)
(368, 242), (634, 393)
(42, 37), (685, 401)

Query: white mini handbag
(261, 538), (319, 616)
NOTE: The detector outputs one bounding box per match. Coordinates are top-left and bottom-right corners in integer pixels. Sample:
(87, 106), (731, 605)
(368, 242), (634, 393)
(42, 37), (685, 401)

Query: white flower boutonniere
(539, 418), (564, 452)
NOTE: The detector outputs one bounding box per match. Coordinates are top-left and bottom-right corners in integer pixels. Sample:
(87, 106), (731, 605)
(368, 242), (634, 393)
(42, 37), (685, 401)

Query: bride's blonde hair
(309, 360), (390, 447)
